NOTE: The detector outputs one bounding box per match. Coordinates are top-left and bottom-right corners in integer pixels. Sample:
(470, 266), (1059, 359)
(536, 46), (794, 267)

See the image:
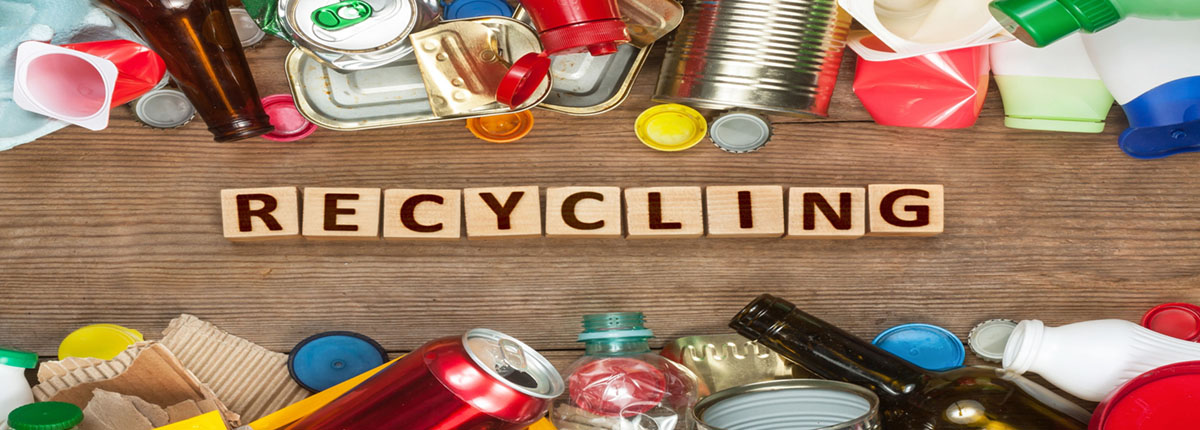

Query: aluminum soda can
(283, 328), (564, 430)
(278, 0), (440, 71)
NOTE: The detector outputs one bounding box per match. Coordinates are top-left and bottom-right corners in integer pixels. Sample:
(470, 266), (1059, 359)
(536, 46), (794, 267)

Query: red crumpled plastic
(853, 42), (991, 129)
(61, 40), (167, 107)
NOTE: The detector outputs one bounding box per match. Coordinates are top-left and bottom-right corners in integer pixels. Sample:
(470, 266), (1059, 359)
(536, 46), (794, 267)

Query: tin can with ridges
(693, 379), (881, 430)
(653, 0), (851, 117)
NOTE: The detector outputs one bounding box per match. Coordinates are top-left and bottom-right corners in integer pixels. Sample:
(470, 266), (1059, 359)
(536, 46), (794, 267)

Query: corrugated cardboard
(32, 342), (238, 424)
(81, 389), (156, 430)
(160, 314), (309, 422)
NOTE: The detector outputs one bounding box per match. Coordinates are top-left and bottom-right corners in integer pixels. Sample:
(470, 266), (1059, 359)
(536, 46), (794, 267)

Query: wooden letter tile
(545, 187), (622, 238)
(220, 187), (299, 241)
(786, 187), (865, 239)
(301, 188), (382, 239)
(464, 186), (542, 239)
(706, 186), (785, 238)
(382, 189), (462, 240)
(867, 184), (944, 236)
(624, 187), (704, 239)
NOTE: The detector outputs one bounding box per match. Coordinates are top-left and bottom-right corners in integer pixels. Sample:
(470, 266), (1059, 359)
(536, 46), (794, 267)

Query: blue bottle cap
(288, 331), (389, 392)
(445, 0), (513, 20)
(872, 323), (965, 371)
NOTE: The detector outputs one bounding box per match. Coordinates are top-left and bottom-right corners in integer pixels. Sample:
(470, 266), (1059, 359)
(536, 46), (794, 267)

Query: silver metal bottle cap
(710, 112), (772, 153)
(967, 319), (1018, 363)
(229, 7), (267, 47)
(134, 89), (195, 129)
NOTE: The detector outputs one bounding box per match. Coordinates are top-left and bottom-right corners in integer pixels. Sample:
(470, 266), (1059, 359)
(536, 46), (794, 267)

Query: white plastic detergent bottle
(1003, 319), (1200, 402)
(990, 34), (1113, 133)
(1080, 18), (1200, 159)
(990, 0), (1200, 47)
(0, 347), (37, 430)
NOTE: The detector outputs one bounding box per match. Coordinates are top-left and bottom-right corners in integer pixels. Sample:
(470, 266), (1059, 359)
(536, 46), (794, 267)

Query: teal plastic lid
(577, 312), (654, 342)
(8, 402), (83, 430)
(0, 347), (38, 369)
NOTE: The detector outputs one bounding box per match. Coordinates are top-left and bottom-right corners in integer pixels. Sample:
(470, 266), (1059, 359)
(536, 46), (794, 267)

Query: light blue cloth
(0, 0), (145, 151)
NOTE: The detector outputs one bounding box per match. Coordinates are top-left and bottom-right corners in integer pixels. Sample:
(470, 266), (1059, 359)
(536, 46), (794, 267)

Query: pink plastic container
(853, 39), (991, 129)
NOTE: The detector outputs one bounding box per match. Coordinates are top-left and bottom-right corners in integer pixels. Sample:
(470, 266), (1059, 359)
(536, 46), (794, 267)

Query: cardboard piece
(625, 187), (704, 239)
(160, 314), (310, 423)
(220, 187), (300, 240)
(464, 186), (543, 239)
(867, 184), (944, 236)
(705, 186), (785, 238)
(81, 389), (156, 430)
(787, 187), (867, 239)
(382, 189), (463, 240)
(301, 188), (382, 239)
(545, 187), (623, 238)
(33, 342), (237, 424)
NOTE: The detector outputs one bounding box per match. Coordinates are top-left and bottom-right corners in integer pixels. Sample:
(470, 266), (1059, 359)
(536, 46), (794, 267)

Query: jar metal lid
(710, 111), (771, 153)
(134, 89), (195, 129)
(230, 7), (267, 47)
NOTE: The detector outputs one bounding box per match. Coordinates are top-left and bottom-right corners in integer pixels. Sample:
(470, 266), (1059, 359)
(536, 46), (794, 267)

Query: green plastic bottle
(8, 402), (83, 430)
(990, 0), (1200, 46)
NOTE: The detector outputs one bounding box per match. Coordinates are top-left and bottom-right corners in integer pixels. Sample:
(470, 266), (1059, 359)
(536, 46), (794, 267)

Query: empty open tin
(278, 0), (441, 71)
(285, 18), (548, 131)
(693, 380), (881, 430)
(513, 7), (650, 115)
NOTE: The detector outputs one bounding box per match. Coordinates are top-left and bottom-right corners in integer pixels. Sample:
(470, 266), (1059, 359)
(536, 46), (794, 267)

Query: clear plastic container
(551, 312), (698, 430)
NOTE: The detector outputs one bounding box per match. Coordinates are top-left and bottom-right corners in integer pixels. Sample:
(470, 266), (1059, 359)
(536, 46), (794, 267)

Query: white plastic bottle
(990, 34), (1113, 133)
(0, 348), (37, 430)
(1081, 18), (1200, 159)
(1003, 319), (1200, 401)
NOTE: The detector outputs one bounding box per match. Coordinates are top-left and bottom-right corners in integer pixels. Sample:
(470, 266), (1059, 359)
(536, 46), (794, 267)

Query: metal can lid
(466, 111), (534, 143)
(261, 94), (318, 142)
(497, 52), (551, 109)
(462, 328), (565, 399)
(445, 0), (513, 20)
(286, 0), (416, 52)
(1142, 303), (1200, 342)
(288, 331), (389, 392)
(636, 103), (707, 152)
(710, 112), (771, 153)
(967, 319), (1018, 363)
(872, 323), (965, 371)
(134, 89), (195, 129)
(229, 7), (267, 47)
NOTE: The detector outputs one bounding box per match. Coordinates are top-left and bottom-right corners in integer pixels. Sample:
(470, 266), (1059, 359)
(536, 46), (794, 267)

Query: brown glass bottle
(730, 294), (1089, 430)
(95, 0), (273, 142)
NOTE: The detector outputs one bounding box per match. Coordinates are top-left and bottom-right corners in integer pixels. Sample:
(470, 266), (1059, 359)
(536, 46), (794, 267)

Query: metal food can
(653, 0), (851, 117)
(693, 379), (881, 430)
(278, 0), (440, 71)
(284, 329), (564, 430)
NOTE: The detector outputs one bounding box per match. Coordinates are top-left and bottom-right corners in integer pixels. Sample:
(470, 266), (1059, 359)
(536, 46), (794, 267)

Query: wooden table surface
(2, 37), (1198, 371)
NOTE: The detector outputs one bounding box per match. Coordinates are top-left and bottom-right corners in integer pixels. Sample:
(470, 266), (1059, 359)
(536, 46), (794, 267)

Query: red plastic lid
(1091, 361), (1200, 430)
(1141, 303), (1200, 342)
(260, 94), (317, 142)
(496, 52), (550, 109)
(539, 19), (629, 56)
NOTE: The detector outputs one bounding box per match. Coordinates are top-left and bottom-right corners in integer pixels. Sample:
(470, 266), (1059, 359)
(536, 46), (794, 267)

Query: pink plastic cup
(13, 41), (118, 131)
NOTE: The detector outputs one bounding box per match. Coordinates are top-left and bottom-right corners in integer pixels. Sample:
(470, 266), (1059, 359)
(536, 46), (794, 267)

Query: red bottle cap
(539, 19), (630, 56)
(260, 94), (317, 142)
(1091, 361), (1200, 429)
(1141, 303), (1200, 342)
(496, 52), (551, 109)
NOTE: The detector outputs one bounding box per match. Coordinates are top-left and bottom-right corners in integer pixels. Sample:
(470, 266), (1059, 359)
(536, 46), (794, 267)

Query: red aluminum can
(284, 329), (564, 430)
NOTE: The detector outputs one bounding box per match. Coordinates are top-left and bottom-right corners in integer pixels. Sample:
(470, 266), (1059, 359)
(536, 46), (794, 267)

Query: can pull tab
(312, 0), (374, 30)
(494, 338), (528, 375)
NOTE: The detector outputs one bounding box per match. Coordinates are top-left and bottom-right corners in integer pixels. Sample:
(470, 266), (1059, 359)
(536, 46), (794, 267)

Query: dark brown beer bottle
(730, 294), (1089, 430)
(96, 0), (273, 142)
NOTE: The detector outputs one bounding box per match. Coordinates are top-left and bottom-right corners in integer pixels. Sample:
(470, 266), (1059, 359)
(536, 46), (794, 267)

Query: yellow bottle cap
(58, 324), (144, 360)
(466, 111), (535, 143)
(635, 104), (707, 151)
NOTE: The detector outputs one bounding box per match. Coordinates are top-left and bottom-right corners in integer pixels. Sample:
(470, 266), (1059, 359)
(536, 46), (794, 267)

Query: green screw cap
(0, 347), (38, 369)
(312, 0), (374, 30)
(8, 402), (83, 430)
(990, 0), (1122, 47)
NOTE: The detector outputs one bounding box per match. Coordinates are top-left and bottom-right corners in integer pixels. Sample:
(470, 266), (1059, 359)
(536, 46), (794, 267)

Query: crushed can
(274, 0), (440, 71)
(283, 329), (564, 430)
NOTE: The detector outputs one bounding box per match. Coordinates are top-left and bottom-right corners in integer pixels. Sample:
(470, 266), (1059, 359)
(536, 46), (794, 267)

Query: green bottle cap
(577, 312), (654, 342)
(8, 402), (83, 430)
(0, 347), (38, 369)
(990, 0), (1122, 47)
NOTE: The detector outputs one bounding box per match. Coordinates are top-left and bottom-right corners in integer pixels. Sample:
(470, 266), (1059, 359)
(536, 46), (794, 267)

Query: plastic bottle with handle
(1003, 319), (1200, 401)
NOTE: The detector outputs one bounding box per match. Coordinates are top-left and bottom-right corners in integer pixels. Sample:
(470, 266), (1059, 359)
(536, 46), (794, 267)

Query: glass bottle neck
(730, 295), (930, 398)
(584, 338), (652, 356)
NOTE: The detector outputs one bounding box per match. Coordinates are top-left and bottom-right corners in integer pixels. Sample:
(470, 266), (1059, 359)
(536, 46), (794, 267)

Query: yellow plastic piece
(526, 418), (557, 430)
(154, 411), (225, 430)
(243, 357), (401, 430)
(635, 104), (707, 152)
(467, 111), (535, 143)
(58, 324), (144, 360)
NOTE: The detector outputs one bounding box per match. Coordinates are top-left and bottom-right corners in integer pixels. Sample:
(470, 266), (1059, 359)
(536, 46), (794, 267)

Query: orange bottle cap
(466, 111), (535, 143)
